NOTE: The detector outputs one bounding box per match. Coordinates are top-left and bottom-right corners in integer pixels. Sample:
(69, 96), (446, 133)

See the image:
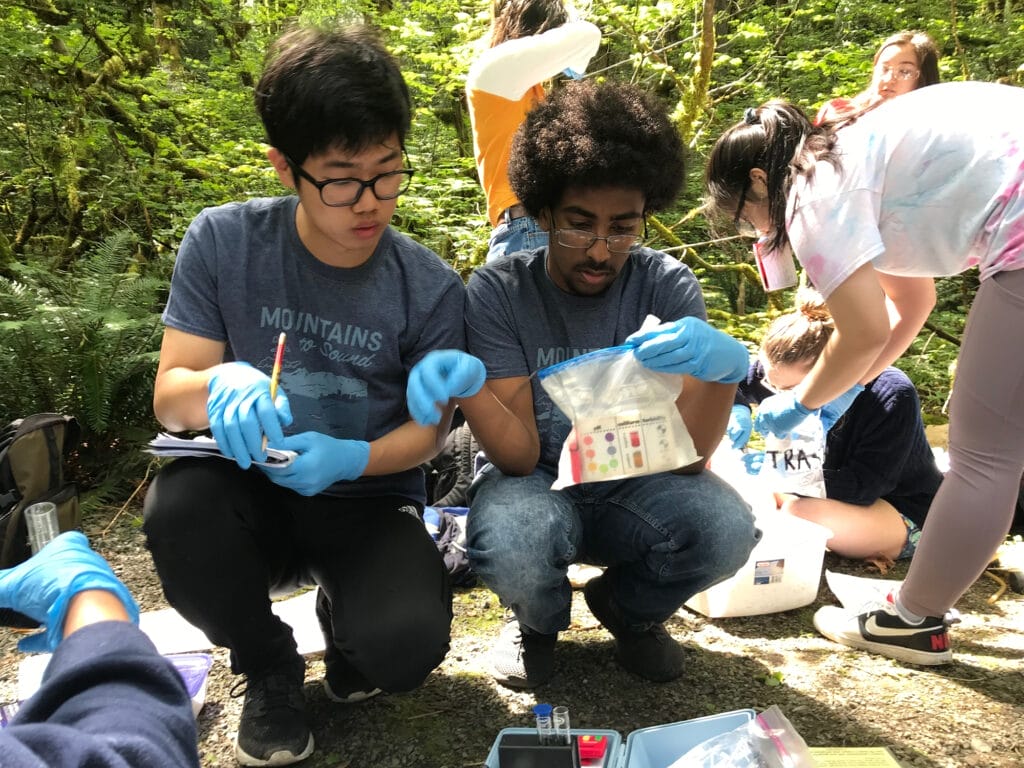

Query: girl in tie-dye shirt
(703, 81), (1024, 666)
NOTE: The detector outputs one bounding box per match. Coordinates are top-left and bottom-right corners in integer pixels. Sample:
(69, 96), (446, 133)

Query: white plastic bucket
(685, 508), (832, 618)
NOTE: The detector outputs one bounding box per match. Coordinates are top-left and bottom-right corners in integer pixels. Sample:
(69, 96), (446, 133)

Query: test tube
(533, 703), (554, 745)
(25, 502), (60, 554)
(552, 705), (571, 745)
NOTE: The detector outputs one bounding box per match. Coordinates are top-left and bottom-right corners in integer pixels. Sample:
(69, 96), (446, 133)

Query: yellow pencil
(262, 332), (286, 453)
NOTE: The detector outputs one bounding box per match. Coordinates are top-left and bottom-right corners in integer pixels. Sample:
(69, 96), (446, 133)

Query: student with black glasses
(406, 81), (758, 690)
(142, 25), (464, 766)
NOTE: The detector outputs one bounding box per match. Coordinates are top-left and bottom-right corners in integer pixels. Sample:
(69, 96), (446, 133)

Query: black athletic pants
(142, 458), (452, 690)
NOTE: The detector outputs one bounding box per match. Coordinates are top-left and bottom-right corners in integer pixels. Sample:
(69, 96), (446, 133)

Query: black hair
(704, 101), (839, 253)
(508, 80), (685, 217)
(254, 25), (411, 163)
(489, 0), (568, 47)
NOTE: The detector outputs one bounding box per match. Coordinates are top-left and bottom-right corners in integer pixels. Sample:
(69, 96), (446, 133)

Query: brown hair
(873, 30), (940, 88)
(489, 0), (568, 47)
(761, 287), (835, 367)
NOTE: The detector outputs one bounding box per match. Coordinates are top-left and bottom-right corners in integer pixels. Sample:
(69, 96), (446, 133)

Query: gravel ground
(2, 507), (1023, 768)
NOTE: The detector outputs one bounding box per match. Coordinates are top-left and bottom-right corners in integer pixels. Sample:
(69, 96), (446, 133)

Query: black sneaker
(813, 592), (960, 665)
(233, 671), (314, 766)
(583, 574), (685, 682)
(322, 652), (382, 704)
(315, 587), (382, 704)
(489, 619), (558, 689)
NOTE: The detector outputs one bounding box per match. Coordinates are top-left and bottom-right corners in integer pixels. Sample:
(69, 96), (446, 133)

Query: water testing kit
(486, 708), (755, 768)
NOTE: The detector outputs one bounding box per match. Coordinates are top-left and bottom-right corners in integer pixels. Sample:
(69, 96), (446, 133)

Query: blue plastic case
(486, 708), (756, 768)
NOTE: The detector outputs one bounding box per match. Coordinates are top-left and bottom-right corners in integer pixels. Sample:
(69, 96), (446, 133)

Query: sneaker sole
(813, 613), (952, 666)
(235, 732), (314, 766)
(490, 668), (543, 690)
(322, 678), (383, 704)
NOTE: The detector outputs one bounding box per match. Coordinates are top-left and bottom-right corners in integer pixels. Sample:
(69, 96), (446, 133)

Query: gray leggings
(901, 268), (1024, 617)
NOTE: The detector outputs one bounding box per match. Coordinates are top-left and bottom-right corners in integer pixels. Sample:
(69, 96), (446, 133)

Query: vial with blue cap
(533, 703), (554, 745)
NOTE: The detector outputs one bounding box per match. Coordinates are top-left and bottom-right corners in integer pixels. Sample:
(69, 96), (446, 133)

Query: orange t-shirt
(464, 21), (601, 227)
(467, 83), (545, 227)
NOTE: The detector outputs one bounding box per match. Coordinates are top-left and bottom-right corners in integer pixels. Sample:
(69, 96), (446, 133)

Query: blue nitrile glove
(267, 432), (370, 497)
(207, 361), (293, 470)
(819, 384), (865, 432)
(626, 317), (749, 383)
(742, 451), (764, 475)
(753, 391), (814, 438)
(406, 350), (487, 426)
(0, 531), (139, 653)
(727, 404), (753, 449)
(562, 67), (584, 80)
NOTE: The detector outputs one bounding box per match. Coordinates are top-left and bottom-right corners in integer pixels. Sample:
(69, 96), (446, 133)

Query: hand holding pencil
(262, 332), (287, 453)
(206, 334), (292, 470)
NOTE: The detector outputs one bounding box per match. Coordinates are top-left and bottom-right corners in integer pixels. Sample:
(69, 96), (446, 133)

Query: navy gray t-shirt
(163, 196), (466, 502)
(465, 247), (706, 471)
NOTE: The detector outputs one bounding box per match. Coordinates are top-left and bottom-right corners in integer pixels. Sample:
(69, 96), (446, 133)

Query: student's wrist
(63, 590), (133, 639)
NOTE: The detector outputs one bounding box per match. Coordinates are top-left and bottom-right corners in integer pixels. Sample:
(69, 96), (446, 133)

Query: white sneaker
(813, 592), (959, 665)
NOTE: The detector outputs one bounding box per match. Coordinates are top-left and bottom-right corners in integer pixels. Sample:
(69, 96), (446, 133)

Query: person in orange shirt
(466, 0), (600, 262)
(815, 30), (940, 124)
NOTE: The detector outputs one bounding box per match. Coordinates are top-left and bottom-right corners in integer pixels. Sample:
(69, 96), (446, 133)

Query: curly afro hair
(509, 80), (685, 216)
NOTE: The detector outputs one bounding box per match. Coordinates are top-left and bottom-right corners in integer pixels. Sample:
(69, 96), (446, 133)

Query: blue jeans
(467, 465), (760, 633)
(487, 215), (549, 263)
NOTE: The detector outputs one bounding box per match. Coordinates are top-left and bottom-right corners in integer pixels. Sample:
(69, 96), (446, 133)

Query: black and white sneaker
(233, 670), (314, 766)
(322, 652), (382, 704)
(813, 592), (960, 666)
(489, 619), (558, 689)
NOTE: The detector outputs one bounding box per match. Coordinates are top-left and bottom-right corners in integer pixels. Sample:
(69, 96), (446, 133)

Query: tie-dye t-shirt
(787, 81), (1024, 299)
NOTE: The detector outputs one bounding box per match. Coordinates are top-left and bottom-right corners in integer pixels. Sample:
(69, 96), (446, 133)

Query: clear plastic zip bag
(668, 705), (815, 768)
(538, 345), (700, 490)
(758, 414), (827, 499)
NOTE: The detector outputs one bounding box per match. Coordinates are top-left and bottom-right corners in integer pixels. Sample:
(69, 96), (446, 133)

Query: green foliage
(0, 230), (165, 496)
(2, 0), (1020, 499)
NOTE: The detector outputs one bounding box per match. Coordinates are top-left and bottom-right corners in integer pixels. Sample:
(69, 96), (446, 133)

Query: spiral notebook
(146, 433), (296, 468)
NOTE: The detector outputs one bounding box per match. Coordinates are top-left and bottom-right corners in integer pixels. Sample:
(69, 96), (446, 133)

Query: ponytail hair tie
(744, 107), (759, 125)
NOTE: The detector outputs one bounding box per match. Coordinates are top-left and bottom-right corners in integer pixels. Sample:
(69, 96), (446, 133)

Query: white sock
(893, 591), (925, 624)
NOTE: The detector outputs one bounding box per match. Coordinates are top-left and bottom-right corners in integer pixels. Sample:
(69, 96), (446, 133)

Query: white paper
(146, 433), (296, 468)
(18, 590), (325, 702)
(825, 569), (903, 610)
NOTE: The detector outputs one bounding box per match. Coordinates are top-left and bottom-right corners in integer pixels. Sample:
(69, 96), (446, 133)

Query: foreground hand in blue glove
(753, 391), (814, 438)
(742, 451), (765, 475)
(0, 531), (139, 653)
(820, 384), (866, 433)
(207, 362), (293, 470)
(266, 432), (370, 496)
(407, 350), (487, 426)
(626, 317), (749, 383)
(727, 404), (753, 449)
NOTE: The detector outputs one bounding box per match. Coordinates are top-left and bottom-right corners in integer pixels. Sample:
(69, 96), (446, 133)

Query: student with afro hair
(405, 80), (759, 688)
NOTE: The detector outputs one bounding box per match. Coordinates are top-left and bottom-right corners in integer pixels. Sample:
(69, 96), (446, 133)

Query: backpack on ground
(0, 414), (81, 623)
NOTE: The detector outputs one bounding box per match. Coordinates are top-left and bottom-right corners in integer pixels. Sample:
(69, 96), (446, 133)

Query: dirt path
(2, 514), (1022, 767)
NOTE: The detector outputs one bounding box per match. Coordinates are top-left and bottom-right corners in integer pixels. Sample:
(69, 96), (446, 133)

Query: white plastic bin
(685, 509), (832, 618)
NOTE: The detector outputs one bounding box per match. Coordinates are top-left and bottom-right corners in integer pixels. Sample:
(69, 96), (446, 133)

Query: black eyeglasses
(733, 181), (758, 239)
(285, 155), (414, 207)
(552, 220), (647, 255)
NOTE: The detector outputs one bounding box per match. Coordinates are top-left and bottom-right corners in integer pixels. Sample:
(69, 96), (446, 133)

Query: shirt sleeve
(823, 375), (920, 505)
(162, 209), (228, 341)
(465, 268), (530, 379)
(788, 170), (885, 299)
(1, 622), (199, 768)
(466, 21), (601, 100)
(406, 272), (467, 368)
